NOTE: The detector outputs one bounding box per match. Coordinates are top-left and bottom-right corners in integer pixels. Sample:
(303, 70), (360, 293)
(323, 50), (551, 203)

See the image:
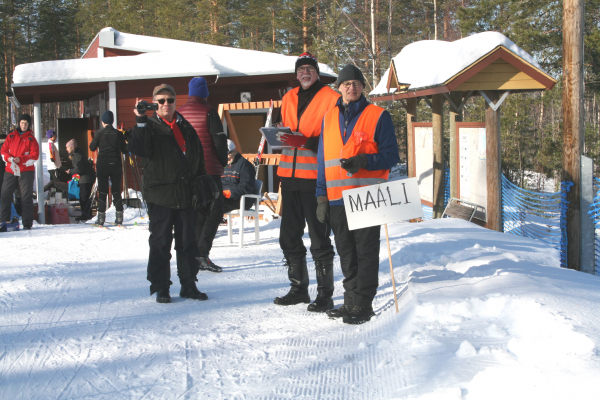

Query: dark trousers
(44, 169), (62, 192)
(147, 203), (201, 294)
(97, 161), (123, 213)
(329, 205), (381, 307)
(196, 175), (224, 255)
(0, 171), (34, 226)
(223, 197), (238, 214)
(279, 189), (334, 262)
(79, 181), (94, 219)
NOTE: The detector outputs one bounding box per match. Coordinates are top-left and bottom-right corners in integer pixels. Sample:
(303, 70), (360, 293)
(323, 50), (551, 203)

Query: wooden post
(563, 0), (584, 271)
(449, 92), (463, 199)
(432, 94), (444, 218)
(384, 224), (399, 313)
(485, 91), (502, 232)
(406, 98), (417, 178)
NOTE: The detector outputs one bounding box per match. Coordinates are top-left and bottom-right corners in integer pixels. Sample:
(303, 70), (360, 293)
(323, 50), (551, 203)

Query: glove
(50, 158), (55, 163)
(316, 196), (329, 224)
(340, 154), (368, 174)
(223, 190), (231, 199)
(277, 133), (307, 148)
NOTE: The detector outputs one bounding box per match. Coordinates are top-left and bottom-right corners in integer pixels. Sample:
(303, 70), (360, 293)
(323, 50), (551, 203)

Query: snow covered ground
(1, 214), (600, 399)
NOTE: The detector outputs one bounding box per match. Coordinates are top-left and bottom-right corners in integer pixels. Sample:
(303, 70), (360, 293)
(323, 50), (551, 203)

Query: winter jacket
(89, 125), (128, 163)
(1, 129), (40, 174)
(128, 112), (207, 209)
(178, 96), (228, 176)
(46, 138), (61, 171)
(60, 147), (96, 183)
(222, 152), (256, 210)
(317, 95), (400, 206)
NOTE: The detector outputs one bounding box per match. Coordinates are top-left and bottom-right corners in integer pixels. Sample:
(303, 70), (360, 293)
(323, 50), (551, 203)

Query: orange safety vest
(278, 86), (340, 180)
(323, 104), (389, 201)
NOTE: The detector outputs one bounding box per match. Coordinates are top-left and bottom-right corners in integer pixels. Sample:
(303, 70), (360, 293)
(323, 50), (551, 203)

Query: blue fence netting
(501, 175), (571, 268)
(589, 177), (600, 275)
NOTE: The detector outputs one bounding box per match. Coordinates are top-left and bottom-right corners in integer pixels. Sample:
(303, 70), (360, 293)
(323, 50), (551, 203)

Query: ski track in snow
(1, 217), (600, 399)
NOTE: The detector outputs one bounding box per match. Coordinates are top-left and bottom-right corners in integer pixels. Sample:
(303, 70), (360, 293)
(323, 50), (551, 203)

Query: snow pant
(147, 202), (201, 295)
(222, 197), (238, 213)
(329, 205), (380, 307)
(44, 169), (62, 192)
(196, 175), (224, 256)
(0, 171), (34, 227)
(78, 181), (94, 219)
(279, 189), (334, 292)
(96, 160), (123, 213)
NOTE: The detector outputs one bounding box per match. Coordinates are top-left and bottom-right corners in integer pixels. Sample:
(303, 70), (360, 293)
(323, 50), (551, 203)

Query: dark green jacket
(129, 113), (206, 209)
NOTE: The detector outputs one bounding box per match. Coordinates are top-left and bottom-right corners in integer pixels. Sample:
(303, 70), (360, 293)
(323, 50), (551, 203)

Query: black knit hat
(295, 52), (319, 75)
(18, 114), (32, 125)
(336, 64), (365, 88)
(102, 110), (114, 125)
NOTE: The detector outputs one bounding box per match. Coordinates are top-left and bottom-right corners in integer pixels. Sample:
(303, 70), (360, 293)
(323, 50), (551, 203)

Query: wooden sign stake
(384, 224), (399, 313)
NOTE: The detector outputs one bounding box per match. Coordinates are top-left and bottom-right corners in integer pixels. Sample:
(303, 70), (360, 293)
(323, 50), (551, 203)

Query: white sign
(342, 178), (423, 231)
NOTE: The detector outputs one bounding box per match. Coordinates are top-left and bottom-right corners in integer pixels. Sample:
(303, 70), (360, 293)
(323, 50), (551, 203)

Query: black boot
(274, 256), (310, 305)
(96, 212), (106, 226)
(343, 305), (375, 325)
(115, 211), (124, 225)
(326, 304), (353, 319)
(196, 254), (223, 273)
(307, 258), (334, 312)
(180, 282), (208, 301)
(156, 288), (171, 303)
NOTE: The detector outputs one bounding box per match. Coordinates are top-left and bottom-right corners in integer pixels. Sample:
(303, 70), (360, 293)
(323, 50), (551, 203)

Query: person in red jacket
(178, 77), (228, 273)
(0, 114), (40, 229)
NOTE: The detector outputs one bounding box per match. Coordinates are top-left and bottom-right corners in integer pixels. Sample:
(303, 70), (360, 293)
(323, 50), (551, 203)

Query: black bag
(191, 175), (219, 214)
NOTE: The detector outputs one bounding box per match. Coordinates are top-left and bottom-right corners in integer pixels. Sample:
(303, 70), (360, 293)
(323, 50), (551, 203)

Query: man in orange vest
(316, 65), (400, 325)
(273, 52), (340, 312)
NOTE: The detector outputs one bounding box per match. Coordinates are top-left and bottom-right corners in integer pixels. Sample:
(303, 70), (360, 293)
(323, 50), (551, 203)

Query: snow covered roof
(12, 27), (336, 87)
(370, 31), (554, 97)
(12, 51), (219, 87)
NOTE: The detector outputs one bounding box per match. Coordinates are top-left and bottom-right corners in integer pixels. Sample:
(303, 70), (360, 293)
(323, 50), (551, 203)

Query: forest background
(1, 0), (599, 190)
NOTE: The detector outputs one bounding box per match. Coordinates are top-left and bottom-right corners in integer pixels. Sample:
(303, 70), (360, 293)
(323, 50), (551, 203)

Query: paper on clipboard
(259, 127), (303, 150)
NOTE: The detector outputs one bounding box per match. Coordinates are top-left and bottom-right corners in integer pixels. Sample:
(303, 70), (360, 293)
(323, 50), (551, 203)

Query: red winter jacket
(178, 97), (226, 176)
(1, 129), (39, 173)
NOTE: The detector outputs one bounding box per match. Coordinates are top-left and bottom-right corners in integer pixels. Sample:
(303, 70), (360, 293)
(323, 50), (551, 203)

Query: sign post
(342, 178), (423, 313)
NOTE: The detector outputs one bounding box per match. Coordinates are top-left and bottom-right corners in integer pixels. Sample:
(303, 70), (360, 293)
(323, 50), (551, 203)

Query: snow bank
(370, 31), (545, 95)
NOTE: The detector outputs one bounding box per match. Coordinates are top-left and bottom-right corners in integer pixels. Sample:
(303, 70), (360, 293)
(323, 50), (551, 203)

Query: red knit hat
(295, 52), (319, 75)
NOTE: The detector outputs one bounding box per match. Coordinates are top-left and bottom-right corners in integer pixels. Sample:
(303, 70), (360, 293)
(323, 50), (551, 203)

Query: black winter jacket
(60, 147), (96, 183)
(128, 113), (206, 209)
(89, 125), (128, 163)
(222, 152), (256, 210)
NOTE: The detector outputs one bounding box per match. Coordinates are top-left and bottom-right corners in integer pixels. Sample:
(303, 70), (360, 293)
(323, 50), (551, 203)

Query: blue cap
(102, 111), (114, 125)
(46, 129), (56, 139)
(189, 77), (209, 98)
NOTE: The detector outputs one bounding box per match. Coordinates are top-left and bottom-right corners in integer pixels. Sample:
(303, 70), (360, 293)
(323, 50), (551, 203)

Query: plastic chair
(225, 180), (262, 248)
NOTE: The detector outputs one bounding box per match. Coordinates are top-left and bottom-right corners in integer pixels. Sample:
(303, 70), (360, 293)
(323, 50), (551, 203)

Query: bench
(442, 198), (487, 227)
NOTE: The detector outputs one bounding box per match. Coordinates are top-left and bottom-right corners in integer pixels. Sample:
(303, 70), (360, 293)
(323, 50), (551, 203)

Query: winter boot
(307, 258), (334, 312)
(343, 305), (375, 325)
(180, 282), (208, 301)
(115, 211), (124, 225)
(326, 304), (353, 319)
(196, 254), (223, 273)
(96, 212), (106, 226)
(274, 256), (310, 305)
(156, 288), (171, 303)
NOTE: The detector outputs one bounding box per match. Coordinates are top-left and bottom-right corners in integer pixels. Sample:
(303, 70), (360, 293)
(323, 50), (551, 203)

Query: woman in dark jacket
(89, 111), (128, 226)
(60, 139), (96, 221)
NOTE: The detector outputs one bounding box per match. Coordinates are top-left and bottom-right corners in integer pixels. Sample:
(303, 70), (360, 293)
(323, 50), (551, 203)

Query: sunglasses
(156, 98), (175, 104)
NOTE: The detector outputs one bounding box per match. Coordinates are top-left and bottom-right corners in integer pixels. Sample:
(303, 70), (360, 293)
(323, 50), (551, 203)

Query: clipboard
(259, 127), (303, 150)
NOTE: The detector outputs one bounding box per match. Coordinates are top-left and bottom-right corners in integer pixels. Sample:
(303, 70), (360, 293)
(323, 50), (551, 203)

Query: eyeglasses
(156, 98), (175, 104)
(297, 66), (316, 73)
(341, 81), (362, 88)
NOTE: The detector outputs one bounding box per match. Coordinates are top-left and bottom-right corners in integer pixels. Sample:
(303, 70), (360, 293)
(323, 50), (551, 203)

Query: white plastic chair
(225, 180), (262, 248)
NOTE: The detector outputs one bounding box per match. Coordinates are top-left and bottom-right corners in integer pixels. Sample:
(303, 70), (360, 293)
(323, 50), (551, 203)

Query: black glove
(50, 158), (55, 163)
(340, 154), (368, 174)
(316, 196), (329, 224)
(191, 175), (219, 212)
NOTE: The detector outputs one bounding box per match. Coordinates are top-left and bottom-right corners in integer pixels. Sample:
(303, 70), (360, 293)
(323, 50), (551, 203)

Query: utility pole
(562, 0), (585, 270)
